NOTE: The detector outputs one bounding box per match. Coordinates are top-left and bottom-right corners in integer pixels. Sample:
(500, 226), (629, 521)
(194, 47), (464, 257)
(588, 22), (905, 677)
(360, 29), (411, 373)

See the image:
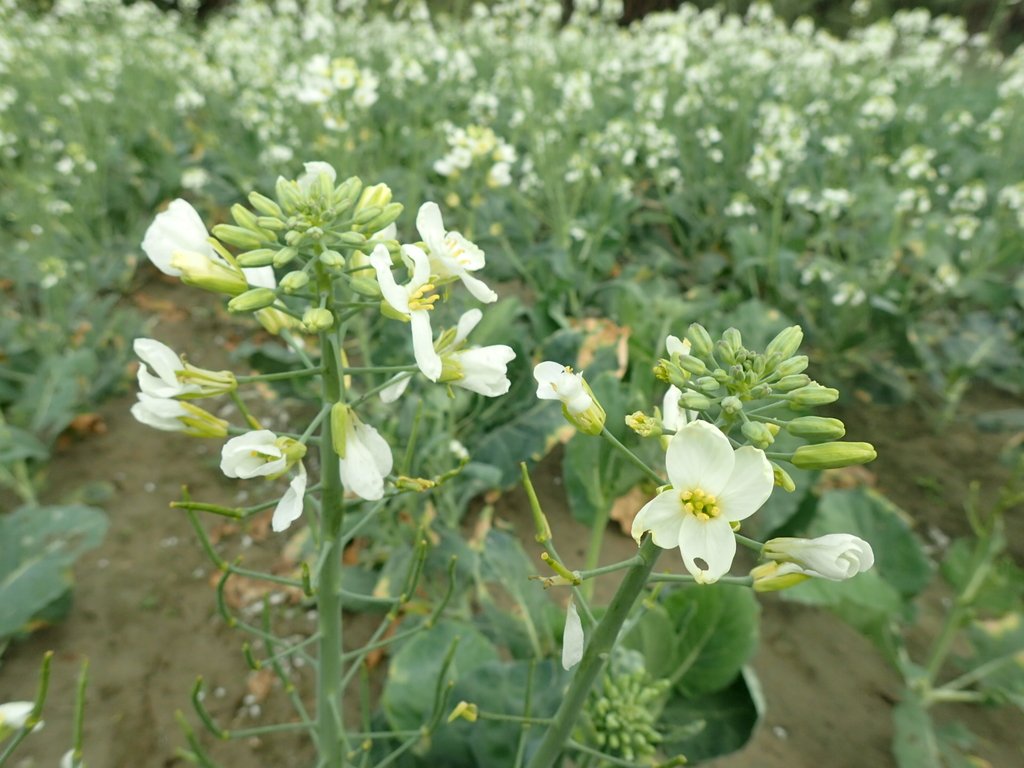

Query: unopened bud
(249, 191), (284, 218)
(677, 354), (708, 376)
(791, 441), (877, 470)
(336, 231), (368, 248)
(275, 177), (303, 213)
(685, 323), (715, 358)
(279, 271), (310, 293)
(788, 383), (839, 406)
(256, 216), (286, 231)
(212, 224), (265, 250)
(741, 420), (775, 448)
(774, 355), (809, 377)
(765, 325), (804, 360)
(361, 202), (404, 233)
(237, 248), (277, 267)
(350, 276), (381, 298)
(230, 203), (260, 231)
(786, 416), (846, 442)
(751, 561), (811, 592)
(652, 361), (671, 383)
(228, 287), (278, 313)
(396, 476), (437, 492)
(332, 176), (363, 212)
(721, 396), (743, 415)
(302, 307), (334, 332)
(773, 374), (811, 392)
(771, 462), (796, 492)
(355, 183), (393, 213)
(273, 246), (299, 268)
(625, 411), (661, 438)
(677, 390), (712, 411)
(447, 701), (478, 724)
(319, 249), (345, 269)
(351, 205), (382, 226)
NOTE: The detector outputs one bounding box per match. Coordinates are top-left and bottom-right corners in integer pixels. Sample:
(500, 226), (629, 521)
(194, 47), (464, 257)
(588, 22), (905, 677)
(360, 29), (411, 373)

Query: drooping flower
(338, 409), (394, 501)
(220, 430), (287, 478)
(370, 243), (443, 381)
(416, 202), (497, 303)
(762, 534), (875, 581)
(533, 361), (605, 434)
(631, 420), (774, 583)
(439, 309), (515, 396)
(134, 338), (235, 399)
(562, 599), (584, 671)
(130, 393), (228, 437)
(272, 463), (308, 532)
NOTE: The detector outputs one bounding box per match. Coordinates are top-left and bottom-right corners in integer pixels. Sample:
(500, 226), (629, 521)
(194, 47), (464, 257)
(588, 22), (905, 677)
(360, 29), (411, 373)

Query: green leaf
(0, 504), (108, 638)
(962, 612), (1024, 708)
(627, 585), (759, 697)
(659, 667), (763, 762)
(0, 424), (49, 465)
(893, 694), (941, 768)
(381, 619), (500, 732)
(941, 540), (1024, 617)
(473, 401), (571, 487)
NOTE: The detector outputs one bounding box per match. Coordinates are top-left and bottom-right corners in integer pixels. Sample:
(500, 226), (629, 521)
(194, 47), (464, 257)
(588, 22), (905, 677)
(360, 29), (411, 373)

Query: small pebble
(144, 482), (156, 492)
(772, 725), (788, 740)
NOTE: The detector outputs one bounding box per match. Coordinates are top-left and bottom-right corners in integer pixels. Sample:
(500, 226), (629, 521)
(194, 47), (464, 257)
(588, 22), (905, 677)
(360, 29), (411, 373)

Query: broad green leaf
(963, 612), (1024, 709)
(659, 667), (763, 762)
(0, 504), (108, 638)
(656, 585), (759, 697)
(381, 619), (500, 732)
(473, 401), (571, 487)
(893, 694), (941, 768)
(0, 424), (49, 465)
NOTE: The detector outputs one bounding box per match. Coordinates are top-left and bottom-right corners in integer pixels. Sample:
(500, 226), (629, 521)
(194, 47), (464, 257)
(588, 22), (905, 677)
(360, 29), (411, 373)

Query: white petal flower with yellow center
(441, 309), (515, 396)
(632, 420), (774, 583)
(338, 411), (394, 501)
(416, 202), (497, 303)
(370, 243), (443, 381)
(533, 361), (593, 414)
(134, 338), (199, 399)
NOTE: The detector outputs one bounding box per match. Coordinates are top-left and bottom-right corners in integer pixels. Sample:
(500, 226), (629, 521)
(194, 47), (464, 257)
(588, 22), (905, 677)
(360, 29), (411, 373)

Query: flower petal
(459, 271), (498, 303)
(454, 309), (483, 345)
(339, 419), (393, 501)
(717, 446), (774, 522)
(678, 515), (736, 583)
(370, 245), (409, 313)
(562, 599), (584, 670)
(416, 201), (446, 250)
(665, 420), (735, 495)
(134, 338), (182, 385)
(272, 465), (307, 532)
(410, 311), (442, 381)
(243, 266), (277, 289)
(631, 490), (683, 548)
(379, 373), (412, 403)
(665, 335), (690, 356)
(404, 243), (432, 287)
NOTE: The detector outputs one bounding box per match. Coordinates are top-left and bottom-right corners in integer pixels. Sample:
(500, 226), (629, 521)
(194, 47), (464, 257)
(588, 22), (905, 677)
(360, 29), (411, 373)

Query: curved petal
(137, 365), (186, 398)
(370, 245), (409, 312)
(534, 361), (566, 400)
(631, 490), (683, 548)
(717, 446), (774, 522)
(562, 599), (584, 670)
(339, 420), (393, 500)
(678, 515), (736, 583)
(403, 243), (432, 287)
(360, 420), (394, 479)
(416, 201), (446, 251)
(410, 311), (442, 381)
(454, 308), (483, 345)
(272, 465), (307, 532)
(665, 420), (735, 495)
(379, 373), (412, 403)
(662, 386), (684, 432)
(134, 338), (182, 385)
(141, 199), (212, 275)
(665, 335), (690, 356)
(459, 271), (498, 303)
(243, 266), (276, 289)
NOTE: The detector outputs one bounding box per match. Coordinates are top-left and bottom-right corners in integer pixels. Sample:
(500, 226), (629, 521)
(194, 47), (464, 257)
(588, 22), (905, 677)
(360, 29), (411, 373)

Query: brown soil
(2, 280), (1022, 768)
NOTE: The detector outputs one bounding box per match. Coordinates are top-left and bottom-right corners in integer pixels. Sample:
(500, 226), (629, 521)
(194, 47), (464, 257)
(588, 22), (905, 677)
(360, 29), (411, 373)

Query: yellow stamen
(408, 283), (440, 311)
(680, 488), (720, 521)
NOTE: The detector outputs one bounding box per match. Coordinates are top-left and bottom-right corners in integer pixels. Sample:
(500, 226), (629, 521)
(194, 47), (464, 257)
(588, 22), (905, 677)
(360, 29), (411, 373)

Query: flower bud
(275, 176), (304, 214)
(273, 246), (299, 268)
(677, 354), (708, 376)
(773, 374), (811, 392)
(695, 376), (720, 393)
(230, 203), (261, 231)
(228, 287), (278, 313)
(765, 325), (804, 360)
(360, 202), (404, 233)
(676, 390), (712, 411)
(336, 231), (368, 248)
(355, 183), (393, 213)
(255, 307), (299, 335)
(302, 308), (335, 333)
(787, 382), (839, 406)
(741, 420), (775, 448)
(763, 533), (875, 581)
(786, 416), (846, 442)
(685, 323), (715, 358)
(395, 475), (437, 492)
(351, 205), (382, 226)
(791, 441), (877, 470)
(447, 701), (478, 724)
(774, 355), (809, 377)
(771, 461), (796, 492)
(332, 175), (363, 211)
(237, 248), (277, 267)
(249, 191), (284, 219)
(319, 249), (345, 269)
(279, 271), (310, 293)
(170, 252), (248, 295)
(721, 327), (743, 354)
(751, 561), (811, 592)
(721, 395), (743, 414)
(212, 224), (265, 250)
(257, 216), (286, 231)
(625, 411), (661, 438)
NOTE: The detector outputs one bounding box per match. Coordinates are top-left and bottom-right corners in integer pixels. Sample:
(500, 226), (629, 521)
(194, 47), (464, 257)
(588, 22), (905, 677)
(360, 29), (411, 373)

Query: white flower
(0, 701), (38, 732)
(220, 430), (286, 478)
(562, 599), (584, 670)
(416, 202), (497, 303)
(134, 338), (198, 399)
(60, 749), (78, 768)
(338, 411), (393, 501)
(442, 309), (515, 396)
(273, 463), (307, 532)
(631, 420), (774, 583)
(141, 199), (215, 277)
(763, 534), (875, 581)
(130, 393), (190, 432)
(662, 335), (693, 431)
(371, 244), (443, 381)
(533, 361), (592, 414)
(297, 161), (337, 193)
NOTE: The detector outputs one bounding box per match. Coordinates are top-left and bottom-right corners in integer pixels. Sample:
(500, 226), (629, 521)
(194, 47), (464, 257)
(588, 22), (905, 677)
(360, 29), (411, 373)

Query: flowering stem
(599, 426), (663, 485)
(236, 367), (324, 384)
(316, 326), (348, 765)
(526, 537), (662, 768)
(0, 651), (53, 764)
(647, 573), (754, 586)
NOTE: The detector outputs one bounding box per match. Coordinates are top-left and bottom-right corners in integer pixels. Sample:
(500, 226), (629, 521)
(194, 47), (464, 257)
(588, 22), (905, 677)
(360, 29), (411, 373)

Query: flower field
(1, 1), (1023, 767)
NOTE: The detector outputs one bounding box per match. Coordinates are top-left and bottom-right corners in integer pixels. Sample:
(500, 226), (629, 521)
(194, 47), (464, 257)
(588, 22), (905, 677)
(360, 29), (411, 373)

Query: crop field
(0, 1), (1022, 767)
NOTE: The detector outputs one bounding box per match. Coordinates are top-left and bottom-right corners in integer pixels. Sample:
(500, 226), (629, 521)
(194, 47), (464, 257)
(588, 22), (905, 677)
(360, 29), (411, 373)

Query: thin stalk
(526, 538), (662, 768)
(600, 427), (662, 485)
(316, 327), (347, 764)
(236, 367), (324, 384)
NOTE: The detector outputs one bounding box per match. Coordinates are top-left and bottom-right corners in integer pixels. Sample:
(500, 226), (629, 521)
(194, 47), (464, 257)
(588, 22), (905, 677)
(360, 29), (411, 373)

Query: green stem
(734, 533), (763, 553)
(236, 367), (324, 384)
(600, 427), (663, 485)
(317, 328), (347, 765)
(0, 651), (53, 764)
(647, 573), (754, 586)
(575, 556), (643, 581)
(526, 538), (662, 768)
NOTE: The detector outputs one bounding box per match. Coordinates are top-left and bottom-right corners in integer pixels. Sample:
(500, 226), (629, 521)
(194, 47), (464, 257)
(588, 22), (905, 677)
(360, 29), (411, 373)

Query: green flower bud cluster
(582, 670), (669, 762)
(652, 323), (876, 475)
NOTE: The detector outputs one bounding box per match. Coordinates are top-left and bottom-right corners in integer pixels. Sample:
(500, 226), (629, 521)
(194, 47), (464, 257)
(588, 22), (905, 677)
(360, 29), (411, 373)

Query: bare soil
(2, 280), (1022, 768)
